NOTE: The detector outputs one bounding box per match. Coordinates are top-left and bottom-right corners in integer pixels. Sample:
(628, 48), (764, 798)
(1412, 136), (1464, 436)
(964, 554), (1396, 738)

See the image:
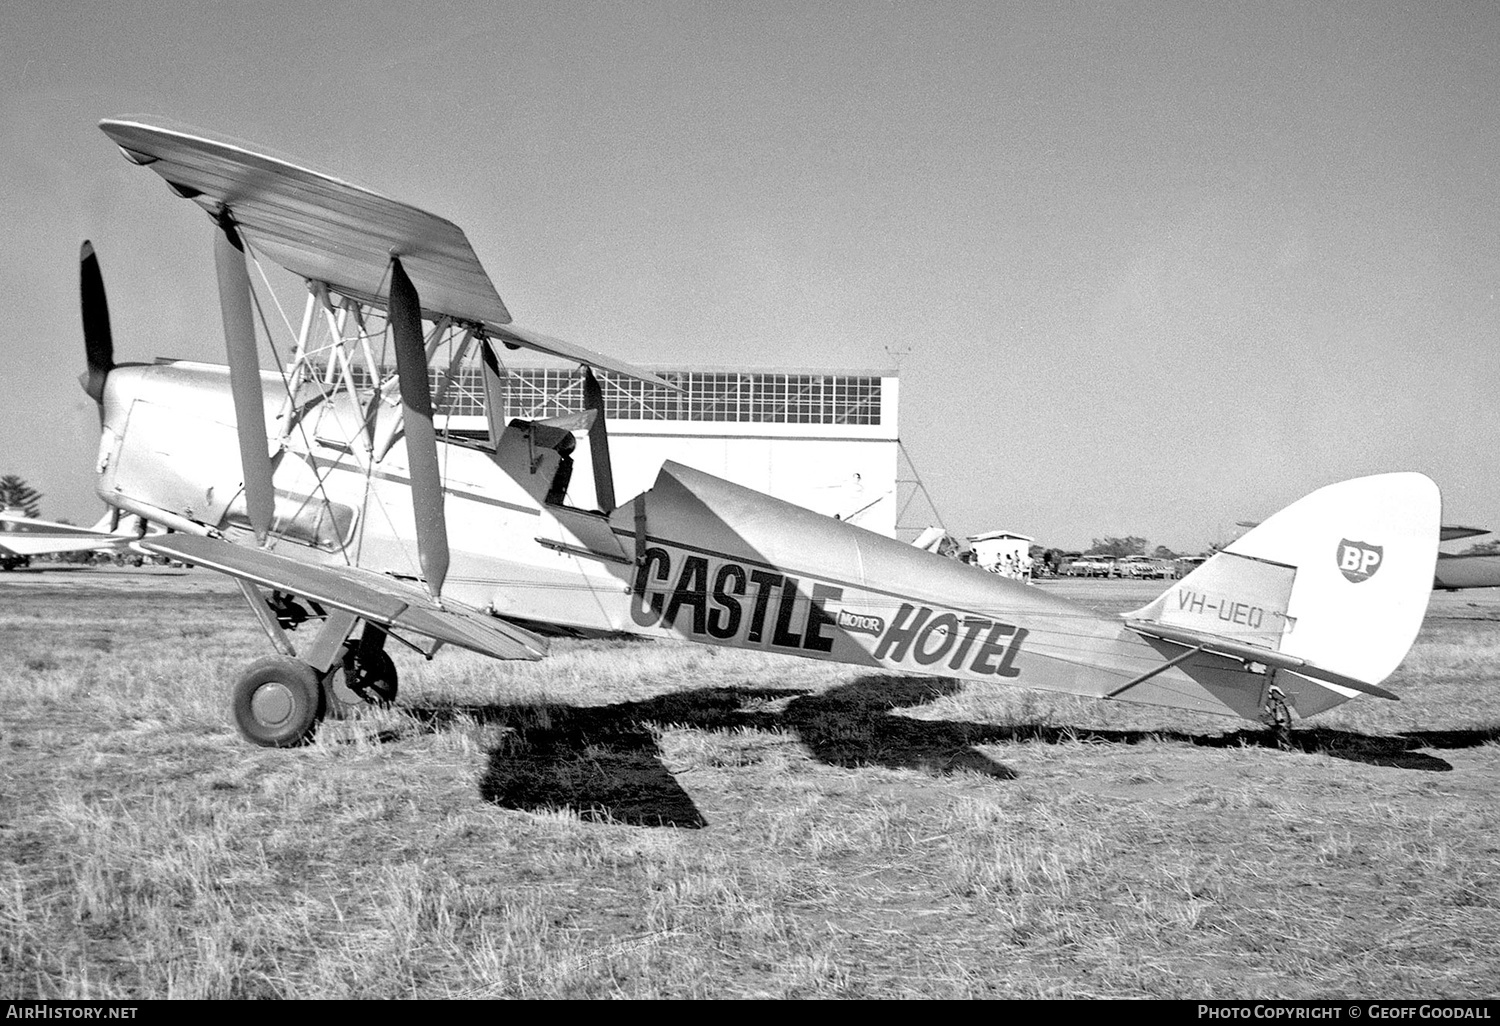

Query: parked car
(1119, 556), (1173, 579)
(1070, 554), (1118, 577)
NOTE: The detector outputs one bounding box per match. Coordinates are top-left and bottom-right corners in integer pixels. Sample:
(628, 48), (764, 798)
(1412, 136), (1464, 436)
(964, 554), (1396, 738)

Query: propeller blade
(582, 366), (616, 512)
(389, 256), (450, 599)
(79, 241), (115, 410)
(214, 223), (277, 546)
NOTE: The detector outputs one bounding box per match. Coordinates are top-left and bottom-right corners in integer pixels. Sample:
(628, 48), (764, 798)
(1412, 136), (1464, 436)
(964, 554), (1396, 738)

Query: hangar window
(488, 369), (882, 425)
(337, 364), (883, 426)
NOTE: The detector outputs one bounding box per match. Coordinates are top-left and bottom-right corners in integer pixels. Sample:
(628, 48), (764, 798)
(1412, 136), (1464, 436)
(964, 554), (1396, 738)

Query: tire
(232, 656), (323, 747)
(322, 649), (398, 719)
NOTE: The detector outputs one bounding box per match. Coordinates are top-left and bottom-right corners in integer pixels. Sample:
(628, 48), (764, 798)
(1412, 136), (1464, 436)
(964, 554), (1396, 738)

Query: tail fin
(1127, 473), (1439, 704)
(87, 508), (121, 534)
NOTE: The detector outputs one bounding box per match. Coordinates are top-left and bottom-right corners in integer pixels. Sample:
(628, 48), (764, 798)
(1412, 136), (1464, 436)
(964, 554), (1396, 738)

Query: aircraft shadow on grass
(403, 675), (1500, 827)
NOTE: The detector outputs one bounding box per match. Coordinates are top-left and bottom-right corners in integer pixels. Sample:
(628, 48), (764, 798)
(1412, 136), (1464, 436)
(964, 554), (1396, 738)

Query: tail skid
(1125, 473), (1440, 717)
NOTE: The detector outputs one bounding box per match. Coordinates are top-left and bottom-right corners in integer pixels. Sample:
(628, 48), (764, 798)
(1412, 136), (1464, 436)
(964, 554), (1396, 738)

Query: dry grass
(2, 569), (1498, 998)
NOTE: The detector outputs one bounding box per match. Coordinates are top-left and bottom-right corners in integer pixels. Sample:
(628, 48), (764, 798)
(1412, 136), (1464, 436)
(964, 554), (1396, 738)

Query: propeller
(78, 241), (115, 415)
(389, 255), (450, 599)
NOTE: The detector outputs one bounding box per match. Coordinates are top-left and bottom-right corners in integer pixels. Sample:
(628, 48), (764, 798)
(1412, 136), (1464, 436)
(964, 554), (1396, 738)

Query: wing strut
(214, 221), (276, 545)
(582, 366), (616, 512)
(479, 338), (507, 447)
(389, 255), (450, 600)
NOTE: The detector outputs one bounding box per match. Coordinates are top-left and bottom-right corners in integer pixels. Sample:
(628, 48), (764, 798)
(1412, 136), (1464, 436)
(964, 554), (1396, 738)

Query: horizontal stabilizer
(142, 534), (547, 661)
(1124, 619), (1400, 700)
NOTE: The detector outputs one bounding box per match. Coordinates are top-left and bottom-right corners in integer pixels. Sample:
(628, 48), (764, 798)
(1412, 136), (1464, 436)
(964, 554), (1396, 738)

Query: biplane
(83, 117), (1441, 748)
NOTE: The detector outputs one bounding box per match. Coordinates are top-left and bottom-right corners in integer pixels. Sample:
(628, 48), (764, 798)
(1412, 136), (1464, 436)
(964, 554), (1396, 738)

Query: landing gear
(229, 641), (399, 745)
(232, 656), (323, 747)
(322, 644), (398, 719)
(230, 588), (401, 745)
(1263, 683), (1292, 751)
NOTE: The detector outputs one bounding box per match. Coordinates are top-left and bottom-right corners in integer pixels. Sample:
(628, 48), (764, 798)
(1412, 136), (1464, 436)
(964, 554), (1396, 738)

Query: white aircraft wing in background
(0, 509), (144, 565)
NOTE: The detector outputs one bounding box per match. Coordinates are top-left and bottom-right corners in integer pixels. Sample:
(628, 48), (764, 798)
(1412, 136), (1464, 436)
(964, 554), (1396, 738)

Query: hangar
(432, 364), (905, 537)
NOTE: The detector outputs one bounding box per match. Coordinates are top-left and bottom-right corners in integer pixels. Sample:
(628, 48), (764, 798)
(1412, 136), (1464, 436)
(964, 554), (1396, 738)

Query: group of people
(989, 551), (1034, 581)
(958, 549), (1034, 581)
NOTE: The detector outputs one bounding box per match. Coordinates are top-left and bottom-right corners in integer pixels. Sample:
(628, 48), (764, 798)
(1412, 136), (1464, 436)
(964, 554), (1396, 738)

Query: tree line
(1086, 536), (1180, 559)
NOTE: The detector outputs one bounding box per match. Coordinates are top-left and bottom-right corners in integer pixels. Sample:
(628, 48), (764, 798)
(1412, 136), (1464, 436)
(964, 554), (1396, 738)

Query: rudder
(1128, 473), (1440, 697)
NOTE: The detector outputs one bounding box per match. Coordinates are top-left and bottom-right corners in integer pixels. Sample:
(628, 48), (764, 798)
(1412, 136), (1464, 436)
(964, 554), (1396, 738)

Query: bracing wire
(239, 238), (359, 567)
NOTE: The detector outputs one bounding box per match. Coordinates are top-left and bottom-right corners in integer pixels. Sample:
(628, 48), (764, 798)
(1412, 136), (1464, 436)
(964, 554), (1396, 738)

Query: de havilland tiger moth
(79, 117), (1441, 748)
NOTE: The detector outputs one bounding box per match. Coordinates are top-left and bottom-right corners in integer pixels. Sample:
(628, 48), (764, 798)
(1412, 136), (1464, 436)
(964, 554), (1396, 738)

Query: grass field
(2, 567), (1498, 998)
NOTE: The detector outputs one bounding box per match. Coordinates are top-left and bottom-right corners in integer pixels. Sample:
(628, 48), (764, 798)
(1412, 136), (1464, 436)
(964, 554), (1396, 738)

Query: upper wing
(99, 116), (670, 388)
(140, 534), (548, 662)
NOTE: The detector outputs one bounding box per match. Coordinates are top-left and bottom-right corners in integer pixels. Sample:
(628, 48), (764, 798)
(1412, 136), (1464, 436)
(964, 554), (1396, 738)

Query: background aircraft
(1240, 521), (1500, 591)
(1433, 526), (1500, 590)
(81, 117), (1441, 749)
(0, 507), (149, 570)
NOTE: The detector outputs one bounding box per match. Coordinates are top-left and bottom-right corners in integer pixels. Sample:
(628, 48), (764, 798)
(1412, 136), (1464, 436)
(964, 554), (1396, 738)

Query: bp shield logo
(1337, 539), (1383, 583)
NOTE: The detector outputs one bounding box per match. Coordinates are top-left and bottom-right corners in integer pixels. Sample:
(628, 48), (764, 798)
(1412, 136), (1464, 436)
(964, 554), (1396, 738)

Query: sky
(1, 0), (1496, 553)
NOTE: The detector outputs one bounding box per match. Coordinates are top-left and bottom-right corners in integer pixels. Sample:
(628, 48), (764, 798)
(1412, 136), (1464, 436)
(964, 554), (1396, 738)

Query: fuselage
(93, 359), (1337, 722)
(1434, 551), (1500, 590)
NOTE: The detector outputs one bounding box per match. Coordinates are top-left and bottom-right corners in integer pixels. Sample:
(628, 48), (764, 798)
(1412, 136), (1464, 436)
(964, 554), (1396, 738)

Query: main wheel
(321, 648), (398, 719)
(232, 656), (323, 747)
